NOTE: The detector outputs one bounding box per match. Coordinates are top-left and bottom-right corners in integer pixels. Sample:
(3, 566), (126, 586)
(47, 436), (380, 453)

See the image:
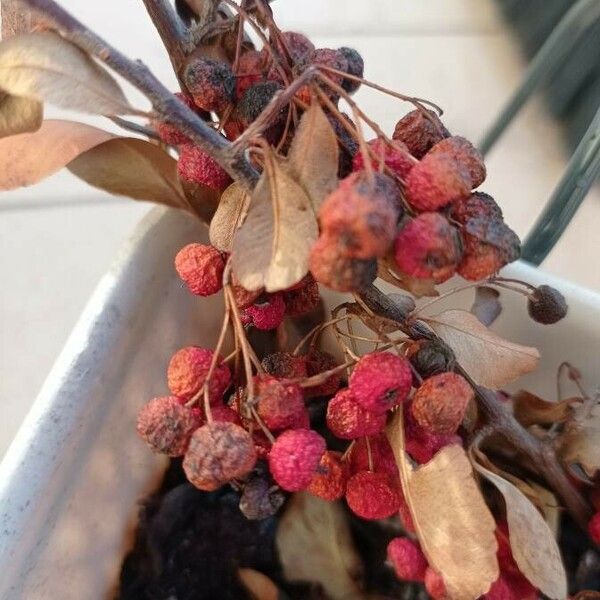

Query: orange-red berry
(245, 294), (286, 330)
(326, 388), (387, 439)
(175, 243), (225, 296)
(178, 143), (232, 190)
(424, 568), (447, 600)
(255, 375), (307, 431)
(235, 50), (265, 99)
(345, 471), (400, 519)
(307, 450), (348, 501)
(352, 138), (415, 179)
(348, 433), (399, 480)
(428, 135), (486, 189)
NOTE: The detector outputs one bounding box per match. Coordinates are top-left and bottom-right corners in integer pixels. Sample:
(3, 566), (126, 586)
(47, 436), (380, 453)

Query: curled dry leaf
(0, 32), (137, 116)
(0, 91), (42, 137)
(377, 259), (439, 298)
(424, 309), (539, 389)
(237, 568), (285, 600)
(68, 137), (189, 209)
(512, 390), (577, 427)
(0, 119), (113, 189)
(470, 286), (502, 327)
(559, 400), (600, 478)
(286, 101), (339, 211)
(387, 412), (499, 600)
(231, 156), (318, 292)
(276, 492), (364, 600)
(471, 453), (567, 599)
(209, 182), (250, 252)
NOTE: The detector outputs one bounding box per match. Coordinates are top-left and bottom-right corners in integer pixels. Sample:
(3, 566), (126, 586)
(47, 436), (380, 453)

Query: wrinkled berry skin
(235, 50), (265, 99)
(411, 372), (474, 435)
(407, 339), (456, 379)
(265, 31), (315, 68)
(136, 396), (200, 456)
(255, 375), (307, 431)
(178, 143), (232, 190)
(268, 429), (326, 491)
(309, 47), (349, 89)
(338, 46), (364, 94)
(387, 537), (428, 582)
(326, 388), (387, 439)
(428, 135), (486, 189)
(393, 109), (450, 159)
(167, 346), (231, 403)
(348, 433), (399, 480)
(245, 294), (286, 330)
(350, 352), (412, 414)
(261, 352), (307, 380)
(309, 234), (377, 292)
(183, 56), (235, 113)
(304, 348), (342, 398)
(175, 243), (225, 296)
(394, 213), (462, 283)
(352, 138), (415, 179)
(239, 471), (286, 520)
(283, 276), (321, 316)
(210, 404), (242, 426)
(183, 422), (257, 491)
(345, 471), (400, 519)
(237, 80), (284, 126)
(307, 450), (348, 501)
(527, 285), (568, 325)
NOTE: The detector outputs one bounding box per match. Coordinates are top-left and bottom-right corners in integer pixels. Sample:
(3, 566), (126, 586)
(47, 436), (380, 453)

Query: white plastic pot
(1, 206), (599, 600)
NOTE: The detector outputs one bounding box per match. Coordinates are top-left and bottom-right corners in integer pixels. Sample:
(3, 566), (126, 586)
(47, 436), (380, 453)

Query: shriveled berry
(261, 352), (307, 380)
(175, 243), (225, 296)
(183, 56), (235, 113)
(393, 109), (450, 159)
(387, 537), (428, 582)
(136, 396), (200, 456)
(405, 151), (471, 211)
(458, 239), (505, 281)
(304, 348), (342, 398)
(307, 450), (348, 501)
(245, 294), (286, 330)
(309, 235), (377, 292)
(239, 471), (285, 520)
(338, 46), (364, 94)
(267, 31), (315, 67)
(346, 471), (400, 519)
(283, 276), (321, 316)
(394, 213), (462, 283)
(527, 285), (568, 325)
(183, 422), (257, 490)
(167, 346), (231, 402)
(319, 172), (402, 258)
(326, 388), (387, 439)
(588, 511), (600, 545)
(353, 138), (415, 180)
(255, 375), (307, 431)
(268, 428), (326, 491)
(210, 404), (242, 426)
(328, 112), (359, 177)
(411, 372), (473, 435)
(451, 191), (503, 222)
(235, 50), (265, 99)
(428, 135), (486, 188)
(424, 568), (447, 600)
(231, 276), (263, 309)
(178, 143), (232, 190)
(350, 352), (412, 414)
(237, 80), (284, 126)
(348, 433), (399, 480)
(407, 339), (456, 379)
(310, 47), (349, 89)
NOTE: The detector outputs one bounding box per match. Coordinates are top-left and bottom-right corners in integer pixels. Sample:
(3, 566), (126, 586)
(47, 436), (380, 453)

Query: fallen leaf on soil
(276, 492), (364, 600)
(231, 156), (318, 292)
(209, 182), (250, 251)
(387, 412), (499, 600)
(470, 286), (501, 326)
(512, 390), (577, 427)
(424, 309), (539, 388)
(559, 400), (600, 478)
(238, 568), (285, 600)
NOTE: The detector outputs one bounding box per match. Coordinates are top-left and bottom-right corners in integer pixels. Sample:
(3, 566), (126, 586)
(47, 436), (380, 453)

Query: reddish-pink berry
(326, 388), (387, 439)
(345, 471), (400, 520)
(307, 450), (348, 501)
(348, 433), (399, 480)
(352, 138), (415, 179)
(235, 50), (265, 99)
(261, 352), (307, 380)
(424, 568), (447, 600)
(428, 135), (486, 189)
(178, 143), (232, 190)
(349, 352), (412, 414)
(183, 56), (235, 113)
(175, 243), (225, 296)
(588, 511), (600, 545)
(245, 294), (286, 330)
(268, 429), (326, 491)
(387, 537), (428, 582)
(210, 404), (242, 426)
(255, 375), (307, 432)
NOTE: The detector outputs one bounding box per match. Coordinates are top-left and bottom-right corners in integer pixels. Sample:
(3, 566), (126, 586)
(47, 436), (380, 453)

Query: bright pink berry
(326, 388), (387, 439)
(345, 471), (400, 520)
(348, 433), (399, 480)
(387, 537), (428, 582)
(352, 138), (415, 179)
(424, 568), (447, 600)
(245, 294), (286, 330)
(268, 429), (326, 492)
(175, 243), (225, 296)
(255, 375), (307, 431)
(588, 511), (600, 545)
(349, 352), (412, 414)
(178, 143), (232, 190)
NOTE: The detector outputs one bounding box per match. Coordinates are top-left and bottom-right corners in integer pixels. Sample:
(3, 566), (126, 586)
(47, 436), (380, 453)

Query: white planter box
(1, 206), (599, 600)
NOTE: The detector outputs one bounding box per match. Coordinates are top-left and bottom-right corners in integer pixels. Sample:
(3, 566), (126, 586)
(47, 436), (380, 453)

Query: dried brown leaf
(425, 309), (539, 388)
(231, 157), (318, 292)
(0, 119), (113, 189)
(237, 568), (282, 600)
(377, 259), (439, 298)
(180, 178), (221, 223)
(209, 182), (250, 251)
(387, 412), (499, 600)
(559, 401), (600, 478)
(1, 1), (44, 38)
(67, 137), (189, 208)
(470, 286), (501, 327)
(0, 32), (137, 115)
(0, 90), (41, 137)
(472, 457), (567, 599)
(287, 101), (338, 211)
(512, 390), (577, 427)
(276, 492), (364, 600)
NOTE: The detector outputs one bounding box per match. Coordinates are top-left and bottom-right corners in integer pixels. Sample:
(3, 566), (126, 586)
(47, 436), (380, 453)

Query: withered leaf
(388, 412), (499, 600)
(1, 1), (44, 39)
(276, 492), (364, 600)
(237, 568), (285, 600)
(425, 309), (539, 388)
(0, 119), (113, 189)
(471, 286), (501, 327)
(512, 390), (577, 427)
(472, 457), (567, 599)
(180, 178), (221, 223)
(231, 157), (318, 292)
(377, 259), (439, 298)
(559, 400), (600, 478)
(0, 90), (41, 137)
(287, 101), (339, 211)
(68, 137), (189, 208)
(209, 181), (250, 251)
(0, 32), (137, 116)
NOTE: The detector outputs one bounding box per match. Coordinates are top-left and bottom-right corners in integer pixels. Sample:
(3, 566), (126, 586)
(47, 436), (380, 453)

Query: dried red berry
(245, 294), (286, 330)
(255, 375), (307, 431)
(239, 471), (286, 520)
(411, 372), (473, 435)
(283, 276), (321, 316)
(178, 143), (232, 190)
(527, 285), (568, 325)
(261, 352), (307, 380)
(349, 352), (412, 414)
(588, 511), (600, 545)
(136, 396), (200, 456)
(428, 135), (486, 188)
(393, 213), (462, 283)
(265, 31), (315, 68)
(183, 56), (235, 113)
(304, 348), (342, 398)
(326, 388), (387, 439)
(230, 276), (263, 309)
(183, 422), (257, 491)
(310, 47), (349, 89)
(346, 471), (400, 519)
(348, 433), (399, 480)
(151, 92), (196, 145)
(338, 46), (364, 94)
(387, 537), (428, 582)
(167, 346), (231, 403)
(352, 138), (415, 179)
(235, 49), (265, 99)
(268, 428), (326, 491)
(307, 450), (348, 501)
(424, 568), (447, 600)
(175, 243), (225, 296)
(405, 151), (471, 211)
(237, 80), (285, 127)
(210, 404), (242, 426)
(393, 109), (450, 159)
